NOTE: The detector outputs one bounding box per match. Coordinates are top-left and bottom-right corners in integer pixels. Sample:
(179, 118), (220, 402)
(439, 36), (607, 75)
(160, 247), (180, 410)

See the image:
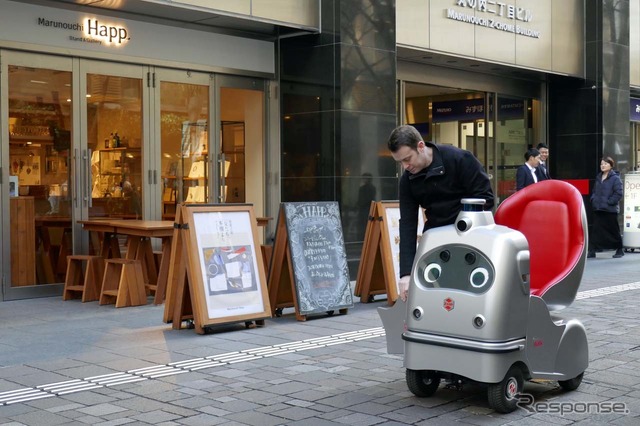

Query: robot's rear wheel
(487, 365), (524, 413)
(558, 372), (584, 391)
(405, 369), (440, 397)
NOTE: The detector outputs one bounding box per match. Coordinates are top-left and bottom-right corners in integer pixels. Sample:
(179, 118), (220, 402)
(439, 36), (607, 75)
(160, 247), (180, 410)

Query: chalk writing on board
(284, 202), (353, 314)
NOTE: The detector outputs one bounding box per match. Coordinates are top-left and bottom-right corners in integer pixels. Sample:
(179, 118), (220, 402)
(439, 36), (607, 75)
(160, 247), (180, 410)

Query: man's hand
(398, 275), (410, 302)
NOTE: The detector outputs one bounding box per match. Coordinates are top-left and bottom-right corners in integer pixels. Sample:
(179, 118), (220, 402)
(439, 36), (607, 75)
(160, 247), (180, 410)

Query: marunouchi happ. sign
(37, 17), (130, 46)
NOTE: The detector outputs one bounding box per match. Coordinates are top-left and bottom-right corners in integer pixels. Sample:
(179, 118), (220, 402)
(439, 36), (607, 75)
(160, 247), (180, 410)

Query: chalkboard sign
(283, 202), (353, 315)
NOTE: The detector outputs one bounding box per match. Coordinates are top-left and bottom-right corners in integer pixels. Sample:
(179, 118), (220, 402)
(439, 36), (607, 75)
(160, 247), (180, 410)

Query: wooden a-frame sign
(164, 204), (271, 334)
(354, 201), (389, 302)
(355, 201), (399, 304)
(355, 201), (426, 305)
(163, 206), (193, 328)
(267, 202), (353, 321)
(267, 205), (300, 319)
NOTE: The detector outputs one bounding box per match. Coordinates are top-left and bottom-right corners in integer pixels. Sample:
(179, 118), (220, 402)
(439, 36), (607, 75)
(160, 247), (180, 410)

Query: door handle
(74, 148), (79, 208)
(87, 149), (93, 208)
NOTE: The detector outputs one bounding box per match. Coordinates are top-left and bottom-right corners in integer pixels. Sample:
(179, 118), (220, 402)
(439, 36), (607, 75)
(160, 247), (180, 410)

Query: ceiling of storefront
(16, 0), (311, 39)
(398, 47), (548, 84)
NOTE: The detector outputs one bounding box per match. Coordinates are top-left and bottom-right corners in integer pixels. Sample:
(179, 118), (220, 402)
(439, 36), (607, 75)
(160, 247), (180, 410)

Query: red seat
(495, 180), (587, 310)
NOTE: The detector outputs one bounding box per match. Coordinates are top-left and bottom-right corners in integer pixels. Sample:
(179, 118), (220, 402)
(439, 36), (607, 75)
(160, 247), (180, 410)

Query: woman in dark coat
(588, 156), (624, 258)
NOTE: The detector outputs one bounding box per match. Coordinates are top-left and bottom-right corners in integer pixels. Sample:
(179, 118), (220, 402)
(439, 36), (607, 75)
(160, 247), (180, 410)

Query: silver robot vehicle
(379, 180), (588, 413)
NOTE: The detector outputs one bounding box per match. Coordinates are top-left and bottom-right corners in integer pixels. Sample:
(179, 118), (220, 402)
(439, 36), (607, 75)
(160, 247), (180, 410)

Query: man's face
(392, 141), (429, 174)
(539, 148), (549, 162)
(527, 155), (541, 167)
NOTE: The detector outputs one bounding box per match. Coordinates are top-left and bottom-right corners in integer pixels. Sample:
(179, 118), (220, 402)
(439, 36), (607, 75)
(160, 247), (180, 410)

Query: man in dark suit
(516, 148), (541, 191)
(536, 143), (551, 181)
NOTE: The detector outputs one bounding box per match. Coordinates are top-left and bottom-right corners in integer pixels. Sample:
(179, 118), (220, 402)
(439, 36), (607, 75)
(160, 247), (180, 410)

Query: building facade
(0, 0), (637, 300)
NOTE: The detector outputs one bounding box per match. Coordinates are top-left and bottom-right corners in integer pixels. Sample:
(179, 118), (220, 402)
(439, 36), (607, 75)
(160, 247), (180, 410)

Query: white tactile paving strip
(574, 281), (640, 299)
(0, 327), (386, 405)
(3, 282), (640, 406)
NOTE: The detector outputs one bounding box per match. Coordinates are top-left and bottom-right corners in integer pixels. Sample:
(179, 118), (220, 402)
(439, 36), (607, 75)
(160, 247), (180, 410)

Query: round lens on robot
(464, 252), (476, 264)
(469, 267), (489, 288)
(423, 263), (442, 283)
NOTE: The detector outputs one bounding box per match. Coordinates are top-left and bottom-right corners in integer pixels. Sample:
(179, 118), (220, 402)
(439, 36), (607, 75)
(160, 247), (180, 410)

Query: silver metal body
(379, 203), (588, 384)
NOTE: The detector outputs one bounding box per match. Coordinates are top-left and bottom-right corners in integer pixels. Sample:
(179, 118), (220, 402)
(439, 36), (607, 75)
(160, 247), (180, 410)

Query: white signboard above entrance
(396, 0), (584, 77)
(447, 0), (540, 39)
(0, 1), (275, 76)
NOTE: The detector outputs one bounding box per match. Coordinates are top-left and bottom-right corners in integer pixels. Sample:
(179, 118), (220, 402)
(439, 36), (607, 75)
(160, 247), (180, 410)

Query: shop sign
(37, 17), (130, 46)
(432, 98), (523, 122)
(446, 0), (541, 39)
(433, 99), (485, 122)
(84, 19), (129, 45)
(631, 98), (640, 122)
(623, 173), (640, 248)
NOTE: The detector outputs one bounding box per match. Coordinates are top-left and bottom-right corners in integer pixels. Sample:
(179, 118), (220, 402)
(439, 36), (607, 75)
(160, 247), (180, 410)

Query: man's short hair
(388, 125), (422, 152)
(536, 143), (548, 150)
(524, 148), (540, 161)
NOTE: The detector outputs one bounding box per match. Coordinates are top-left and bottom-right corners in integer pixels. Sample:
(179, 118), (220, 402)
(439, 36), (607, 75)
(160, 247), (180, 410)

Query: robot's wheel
(405, 369), (440, 397)
(487, 365), (524, 413)
(326, 310), (335, 316)
(275, 308), (283, 317)
(558, 372), (584, 391)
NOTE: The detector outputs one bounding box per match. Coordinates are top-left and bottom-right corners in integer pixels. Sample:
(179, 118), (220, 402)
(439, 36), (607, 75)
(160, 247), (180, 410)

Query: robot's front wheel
(405, 369), (440, 397)
(487, 365), (524, 413)
(558, 372), (584, 391)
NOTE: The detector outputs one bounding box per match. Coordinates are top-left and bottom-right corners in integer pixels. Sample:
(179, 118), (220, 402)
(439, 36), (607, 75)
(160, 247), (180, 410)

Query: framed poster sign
(181, 204), (271, 326)
(283, 201), (353, 315)
(379, 202), (425, 297)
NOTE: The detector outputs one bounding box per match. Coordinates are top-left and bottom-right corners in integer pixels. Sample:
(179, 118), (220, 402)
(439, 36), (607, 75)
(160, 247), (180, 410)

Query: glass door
(216, 76), (265, 214)
(492, 95), (533, 205)
(1, 51), (74, 299)
(80, 62), (145, 220)
(153, 68), (211, 220)
(75, 61), (147, 254)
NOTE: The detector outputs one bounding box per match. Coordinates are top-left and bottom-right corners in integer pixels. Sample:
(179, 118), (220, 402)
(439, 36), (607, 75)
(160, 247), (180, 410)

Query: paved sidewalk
(0, 250), (639, 425)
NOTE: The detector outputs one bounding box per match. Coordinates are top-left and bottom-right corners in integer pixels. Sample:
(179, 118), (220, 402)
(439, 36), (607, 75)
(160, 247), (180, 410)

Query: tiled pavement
(1, 250), (640, 425)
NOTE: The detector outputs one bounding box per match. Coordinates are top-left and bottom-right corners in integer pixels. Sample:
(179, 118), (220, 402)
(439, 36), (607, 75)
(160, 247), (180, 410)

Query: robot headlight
(423, 263), (442, 283)
(470, 267), (490, 288)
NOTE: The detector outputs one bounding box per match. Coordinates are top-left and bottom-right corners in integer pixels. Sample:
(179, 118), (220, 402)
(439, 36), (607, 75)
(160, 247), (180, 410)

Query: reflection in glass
(8, 66), (72, 286)
(87, 74), (142, 219)
(160, 81), (209, 219)
(220, 87), (262, 204)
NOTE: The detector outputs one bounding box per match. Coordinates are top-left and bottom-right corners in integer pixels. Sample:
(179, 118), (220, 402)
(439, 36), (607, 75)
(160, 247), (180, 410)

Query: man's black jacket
(398, 142), (494, 277)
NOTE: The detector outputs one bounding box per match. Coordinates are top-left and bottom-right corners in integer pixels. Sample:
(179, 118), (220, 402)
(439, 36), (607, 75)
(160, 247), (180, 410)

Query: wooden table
(78, 219), (174, 305)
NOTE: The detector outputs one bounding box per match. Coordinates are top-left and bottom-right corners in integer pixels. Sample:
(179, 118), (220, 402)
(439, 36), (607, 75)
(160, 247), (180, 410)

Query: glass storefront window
(160, 81), (209, 218)
(87, 74), (143, 218)
(8, 66), (72, 286)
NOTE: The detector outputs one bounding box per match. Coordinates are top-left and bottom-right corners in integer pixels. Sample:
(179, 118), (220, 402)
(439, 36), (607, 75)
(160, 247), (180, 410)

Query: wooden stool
(153, 251), (163, 274)
(63, 255), (104, 302)
(145, 250), (164, 299)
(99, 259), (147, 308)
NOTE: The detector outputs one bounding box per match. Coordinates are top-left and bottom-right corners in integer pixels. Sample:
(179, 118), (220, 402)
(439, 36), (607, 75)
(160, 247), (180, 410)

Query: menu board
(283, 202), (353, 315)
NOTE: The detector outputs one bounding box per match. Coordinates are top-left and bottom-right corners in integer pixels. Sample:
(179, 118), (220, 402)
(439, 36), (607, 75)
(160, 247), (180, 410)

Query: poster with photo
(185, 206), (270, 323)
